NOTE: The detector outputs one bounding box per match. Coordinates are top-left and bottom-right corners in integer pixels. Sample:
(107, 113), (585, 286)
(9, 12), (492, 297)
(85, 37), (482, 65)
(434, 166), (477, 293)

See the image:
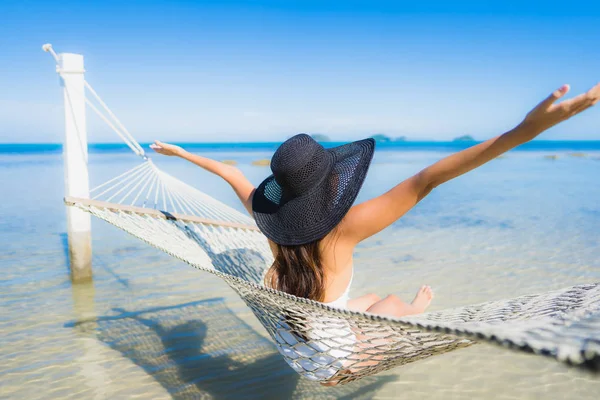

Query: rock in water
(252, 159), (270, 166)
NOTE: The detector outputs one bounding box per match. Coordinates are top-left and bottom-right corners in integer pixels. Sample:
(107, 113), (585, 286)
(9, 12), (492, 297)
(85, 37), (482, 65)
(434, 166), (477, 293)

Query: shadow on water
(59, 232), (70, 273)
(60, 231), (131, 288)
(181, 224), (267, 284)
(70, 298), (393, 399)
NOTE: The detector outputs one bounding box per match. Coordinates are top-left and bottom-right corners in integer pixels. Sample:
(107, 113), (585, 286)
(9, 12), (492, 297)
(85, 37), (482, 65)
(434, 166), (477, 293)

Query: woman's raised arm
(150, 141), (255, 214)
(342, 83), (600, 243)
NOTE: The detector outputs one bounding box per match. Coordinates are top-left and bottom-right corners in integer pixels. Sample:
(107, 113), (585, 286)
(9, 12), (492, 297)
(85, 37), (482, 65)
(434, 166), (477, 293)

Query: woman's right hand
(149, 141), (184, 157)
(520, 83), (600, 136)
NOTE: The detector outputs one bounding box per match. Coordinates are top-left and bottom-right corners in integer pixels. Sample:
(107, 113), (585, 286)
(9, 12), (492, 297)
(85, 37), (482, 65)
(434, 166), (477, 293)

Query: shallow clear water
(1, 148), (599, 399)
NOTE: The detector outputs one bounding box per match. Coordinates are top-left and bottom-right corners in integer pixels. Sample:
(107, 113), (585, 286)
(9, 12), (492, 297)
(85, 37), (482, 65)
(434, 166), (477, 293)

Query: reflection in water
(71, 280), (97, 322)
(72, 297), (392, 399)
(71, 280), (113, 399)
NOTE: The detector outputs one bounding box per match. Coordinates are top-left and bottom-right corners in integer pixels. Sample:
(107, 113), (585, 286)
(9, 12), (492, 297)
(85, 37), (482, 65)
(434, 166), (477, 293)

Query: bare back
(267, 220), (356, 303)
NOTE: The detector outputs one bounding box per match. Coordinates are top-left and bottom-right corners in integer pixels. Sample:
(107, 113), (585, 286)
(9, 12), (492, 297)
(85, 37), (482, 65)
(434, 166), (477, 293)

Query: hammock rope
(72, 186), (600, 383)
(54, 56), (600, 383)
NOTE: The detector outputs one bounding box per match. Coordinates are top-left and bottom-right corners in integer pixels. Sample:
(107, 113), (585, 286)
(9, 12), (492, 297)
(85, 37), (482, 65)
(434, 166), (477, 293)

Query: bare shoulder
(336, 204), (374, 245)
(321, 223), (356, 268)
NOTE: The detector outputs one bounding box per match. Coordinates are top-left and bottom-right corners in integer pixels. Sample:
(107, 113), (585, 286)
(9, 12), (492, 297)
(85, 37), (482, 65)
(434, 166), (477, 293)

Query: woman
(151, 83), (599, 318)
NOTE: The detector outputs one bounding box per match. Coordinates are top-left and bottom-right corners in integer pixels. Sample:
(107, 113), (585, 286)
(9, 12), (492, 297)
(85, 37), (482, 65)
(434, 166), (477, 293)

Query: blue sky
(2, 0), (600, 142)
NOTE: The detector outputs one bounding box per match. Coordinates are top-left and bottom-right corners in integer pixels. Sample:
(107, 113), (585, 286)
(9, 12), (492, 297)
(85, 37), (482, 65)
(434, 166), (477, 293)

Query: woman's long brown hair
(264, 239), (327, 302)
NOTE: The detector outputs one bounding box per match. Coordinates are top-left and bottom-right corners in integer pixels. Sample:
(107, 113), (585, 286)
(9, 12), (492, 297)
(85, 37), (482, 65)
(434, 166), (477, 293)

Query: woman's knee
(366, 293), (381, 303)
(348, 293), (382, 312)
(366, 294), (408, 317)
(382, 294), (405, 307)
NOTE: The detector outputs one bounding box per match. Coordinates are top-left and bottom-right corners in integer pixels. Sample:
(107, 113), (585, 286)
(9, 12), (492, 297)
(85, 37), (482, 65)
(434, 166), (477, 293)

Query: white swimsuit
(322, 269), (353, 309)
(274, 268), (356, 382)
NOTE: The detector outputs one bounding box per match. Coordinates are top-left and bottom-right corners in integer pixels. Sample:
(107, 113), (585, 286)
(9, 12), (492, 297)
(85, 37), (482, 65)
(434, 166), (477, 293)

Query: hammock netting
(55, 61), (600, 385)
(65, 159), (600, 384)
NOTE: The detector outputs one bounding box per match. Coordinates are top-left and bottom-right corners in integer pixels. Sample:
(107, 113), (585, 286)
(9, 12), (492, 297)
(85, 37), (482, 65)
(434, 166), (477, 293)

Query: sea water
(1, 142), (599, 399)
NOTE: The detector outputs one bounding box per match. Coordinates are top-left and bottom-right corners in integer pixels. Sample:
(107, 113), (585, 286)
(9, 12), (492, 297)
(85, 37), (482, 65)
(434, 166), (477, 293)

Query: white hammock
(54, 58), (600, 384)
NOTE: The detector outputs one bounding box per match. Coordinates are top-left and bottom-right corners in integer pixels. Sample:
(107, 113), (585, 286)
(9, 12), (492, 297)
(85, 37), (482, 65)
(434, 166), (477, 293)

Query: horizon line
(2, 139), (600, 146)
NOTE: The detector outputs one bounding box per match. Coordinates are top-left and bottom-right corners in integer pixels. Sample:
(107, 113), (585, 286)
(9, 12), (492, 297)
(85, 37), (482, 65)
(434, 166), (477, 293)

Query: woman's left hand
(520, 83), (600, 135)
(149, 141), (184, 157)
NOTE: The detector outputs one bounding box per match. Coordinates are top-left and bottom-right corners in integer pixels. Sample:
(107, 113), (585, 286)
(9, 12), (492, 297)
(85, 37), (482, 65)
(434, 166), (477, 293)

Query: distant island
(310, 134), (330, 142)
(370, 134), (407, 143)
(452, 135), (475, 142)
(310, 133), (407, 142)
(305, 133), (475, 143)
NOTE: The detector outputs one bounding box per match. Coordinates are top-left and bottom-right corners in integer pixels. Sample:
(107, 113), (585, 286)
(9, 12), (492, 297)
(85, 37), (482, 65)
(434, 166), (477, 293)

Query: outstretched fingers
(149, 140), (169, 154)
(556, 82), (600, 116)
(536, 84), (570, 111)
(583, 82), (600, 108)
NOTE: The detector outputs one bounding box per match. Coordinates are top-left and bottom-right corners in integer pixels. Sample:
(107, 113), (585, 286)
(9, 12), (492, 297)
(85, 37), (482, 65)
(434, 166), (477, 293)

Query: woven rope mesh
(71, 162), (600, 383)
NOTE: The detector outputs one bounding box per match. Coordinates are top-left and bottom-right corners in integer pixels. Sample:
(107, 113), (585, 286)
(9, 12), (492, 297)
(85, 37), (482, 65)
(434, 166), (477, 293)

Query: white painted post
(58, 52), (93, 282)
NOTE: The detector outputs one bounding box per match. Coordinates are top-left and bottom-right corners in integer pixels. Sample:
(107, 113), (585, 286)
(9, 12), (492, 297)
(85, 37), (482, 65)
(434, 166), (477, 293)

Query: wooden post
(57, 50), (93, 282)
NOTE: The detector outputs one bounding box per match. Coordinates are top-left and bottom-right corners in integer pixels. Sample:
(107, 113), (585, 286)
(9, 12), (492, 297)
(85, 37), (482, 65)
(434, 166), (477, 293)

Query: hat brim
(252, 138), (375, 245)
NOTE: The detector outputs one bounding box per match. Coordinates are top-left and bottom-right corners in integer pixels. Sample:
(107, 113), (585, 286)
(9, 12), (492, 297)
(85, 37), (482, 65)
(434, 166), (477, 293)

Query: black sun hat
(252, 134), (375, 245)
